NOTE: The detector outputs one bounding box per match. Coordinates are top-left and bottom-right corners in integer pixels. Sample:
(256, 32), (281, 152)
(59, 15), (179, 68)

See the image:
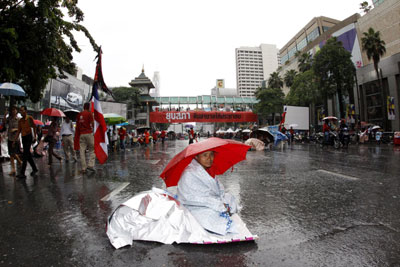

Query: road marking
(316, 169), (359, 181)
(100, 182), (130, 201)
(138, 160), (160, 164)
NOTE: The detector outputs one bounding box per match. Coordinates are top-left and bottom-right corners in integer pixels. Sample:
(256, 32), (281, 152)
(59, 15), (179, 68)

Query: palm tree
(298, 52), (312, 73)
(267, 72), (283, 89)
(361, 27), (387, 127)
(284, 69), (298, 88)
(361, 27), (386, 84)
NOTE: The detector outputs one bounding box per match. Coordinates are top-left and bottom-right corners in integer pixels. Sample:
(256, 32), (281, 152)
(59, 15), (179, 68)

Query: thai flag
(91, 48), (109, 164)
(279, 106), (287, 131)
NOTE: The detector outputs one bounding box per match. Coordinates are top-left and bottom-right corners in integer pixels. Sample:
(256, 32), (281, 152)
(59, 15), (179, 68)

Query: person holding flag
(74, 47), (111, 173)
(76, 102), (95, 173)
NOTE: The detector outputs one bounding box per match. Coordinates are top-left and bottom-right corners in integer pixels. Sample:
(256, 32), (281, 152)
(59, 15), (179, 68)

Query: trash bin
(394, 132), (400, 145)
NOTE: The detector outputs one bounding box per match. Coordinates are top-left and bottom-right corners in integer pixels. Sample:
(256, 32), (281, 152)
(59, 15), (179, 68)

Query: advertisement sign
(42, 73), (91, 112)
(283, 105), (309, 130)
(346, 104), (356, 124)
(150, 111), (257, 123)
(317, 107), (326, 125)
(387, 96), (395, 120)
(216, 79), (224, 88)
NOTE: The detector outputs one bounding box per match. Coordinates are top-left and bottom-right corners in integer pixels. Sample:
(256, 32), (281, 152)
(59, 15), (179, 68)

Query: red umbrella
(160, 137), (251, 187)
(41, 107), (65, 117)
(33, 120), (44, 126)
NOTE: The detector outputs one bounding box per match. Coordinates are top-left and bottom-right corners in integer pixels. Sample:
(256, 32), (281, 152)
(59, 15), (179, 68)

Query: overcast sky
(72, 0), (367, 96)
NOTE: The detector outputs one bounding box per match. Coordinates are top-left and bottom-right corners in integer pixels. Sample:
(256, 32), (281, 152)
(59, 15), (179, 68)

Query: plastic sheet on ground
(106, 188), (258, 249)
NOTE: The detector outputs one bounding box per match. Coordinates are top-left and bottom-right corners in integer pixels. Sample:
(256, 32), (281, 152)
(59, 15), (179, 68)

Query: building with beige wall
(356, 0), (400, 131)
(278, 14), (363, 130)
(279, 17), (339, 67)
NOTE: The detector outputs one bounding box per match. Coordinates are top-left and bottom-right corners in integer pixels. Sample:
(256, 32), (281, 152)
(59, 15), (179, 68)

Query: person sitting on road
(177, 150), (239, 236)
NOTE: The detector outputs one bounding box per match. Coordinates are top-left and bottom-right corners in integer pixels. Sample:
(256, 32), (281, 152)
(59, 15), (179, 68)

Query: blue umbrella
(267, 126), (288, 146)
(0, 83), (26, 97)
(116, 122), (129, 126)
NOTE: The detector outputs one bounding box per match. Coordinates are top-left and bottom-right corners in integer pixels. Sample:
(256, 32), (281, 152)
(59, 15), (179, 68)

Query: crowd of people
(107, 127), (168, 151)
(0, 102), (96, 178)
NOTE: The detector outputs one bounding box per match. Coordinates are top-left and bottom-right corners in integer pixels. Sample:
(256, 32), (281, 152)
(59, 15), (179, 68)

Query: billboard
(150, 111), (257, 123)
(216, 79), (225, 88)
(283, 105), (309, 130)
(42, 72), (91, 111)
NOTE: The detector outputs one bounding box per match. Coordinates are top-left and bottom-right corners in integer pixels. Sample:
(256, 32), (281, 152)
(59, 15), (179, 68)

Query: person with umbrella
(106, 138), (255, 246)
(46, 117), (62, 165)
(15, 105), (39, 179)
(173, 140), (248, 236)
(2, 106), (23, 175)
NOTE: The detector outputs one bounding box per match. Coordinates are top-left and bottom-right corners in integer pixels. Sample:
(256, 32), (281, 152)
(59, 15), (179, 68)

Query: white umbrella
(242, 129), (251, 133)
(226, 128), (235, 133)
(322, 116), (338, 121)
(0, 83), (26, 97)
(372, 125), (381, 130)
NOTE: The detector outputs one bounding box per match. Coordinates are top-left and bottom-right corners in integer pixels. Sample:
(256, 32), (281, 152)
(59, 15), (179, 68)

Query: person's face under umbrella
(195, 151), (215, 169)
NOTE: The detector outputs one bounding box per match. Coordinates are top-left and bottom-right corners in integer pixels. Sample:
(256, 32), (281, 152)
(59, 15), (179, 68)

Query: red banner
(150, 111), (258, 123)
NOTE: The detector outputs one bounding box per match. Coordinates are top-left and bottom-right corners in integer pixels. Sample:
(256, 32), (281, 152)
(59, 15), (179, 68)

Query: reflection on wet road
(1, 141), (399, 266)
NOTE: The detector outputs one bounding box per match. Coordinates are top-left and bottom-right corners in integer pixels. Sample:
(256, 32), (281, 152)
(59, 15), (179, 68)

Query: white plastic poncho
(177, 159), (239, 236)
(106, 188), (257, 248)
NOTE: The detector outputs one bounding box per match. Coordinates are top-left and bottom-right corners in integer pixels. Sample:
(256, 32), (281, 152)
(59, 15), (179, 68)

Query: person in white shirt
(111, 125), (118, 152)
(60, 117), (77, 162)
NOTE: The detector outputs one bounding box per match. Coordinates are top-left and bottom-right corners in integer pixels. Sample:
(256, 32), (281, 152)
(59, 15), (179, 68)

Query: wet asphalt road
(1, 140), (400, 267)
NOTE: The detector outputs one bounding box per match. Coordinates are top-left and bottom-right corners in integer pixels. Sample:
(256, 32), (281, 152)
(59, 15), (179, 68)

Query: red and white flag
(91, 48), (110, 164)
(279, 106), (287, 131)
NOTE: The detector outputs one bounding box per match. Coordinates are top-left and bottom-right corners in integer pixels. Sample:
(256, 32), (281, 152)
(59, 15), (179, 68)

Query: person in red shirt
(152, 131), (158, 144)
(189, 128), (194, 144)
(144, 129), (150, 147)
(76, 102), (95, 173)
(160, 130), (166, 144)
(118, 127), (126, 150)
(322, 120), (330, 144)
(289, 127), (295, 144)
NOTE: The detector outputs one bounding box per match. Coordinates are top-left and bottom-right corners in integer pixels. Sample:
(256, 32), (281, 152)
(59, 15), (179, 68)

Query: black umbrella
(63, 109), (80, 121)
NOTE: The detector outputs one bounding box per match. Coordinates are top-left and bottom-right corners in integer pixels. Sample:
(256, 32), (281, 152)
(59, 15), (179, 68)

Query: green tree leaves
(312, 37), (355, 118)
(0, 0), (98, 102)
(267, 71), (283, 89)
(284, 69), (297, 88)
(112, 86), (141, 106)
(361, 27), (386, 80)
(286, 70), (320, 106)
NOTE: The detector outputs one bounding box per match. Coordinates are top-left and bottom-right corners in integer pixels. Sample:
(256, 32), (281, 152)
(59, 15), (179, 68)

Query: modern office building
(279, 16), (340, 67)
(356, 0), (400, 131)
(150, 71), (160, 97)
(236, 44), (279, 97)
(278, 13), (363, 127)
(372, 0), (385, 7)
